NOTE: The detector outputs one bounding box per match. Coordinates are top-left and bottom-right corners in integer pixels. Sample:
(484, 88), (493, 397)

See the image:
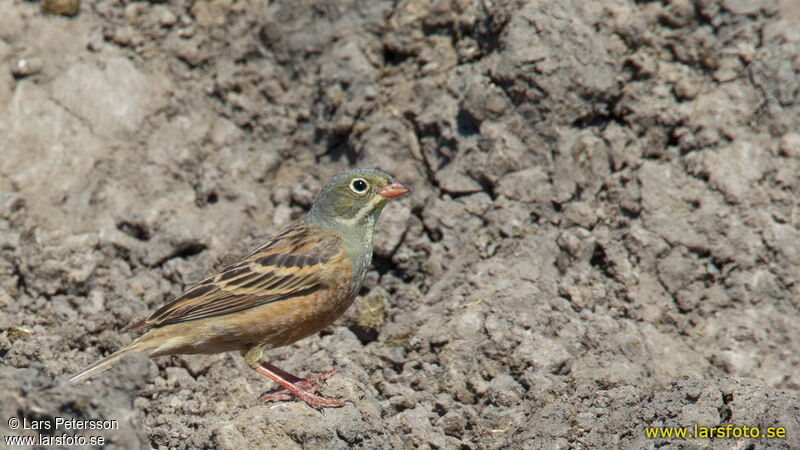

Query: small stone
(495, 167), (550, 204)
(437, 411), (467, 438)
(177, 26), (195, 38)
(153, 5), (176, 27)
(763, 222), (800, 265)
(660, 0), (694, 27)
(289, 174), (320, 208)
(0, 289), (12, 308)
(42, 0), (80, 16)
(171, 37), (206, 67)
(562, 201), (598, 229)
(456, 38), (480, 62)
(165, 366), (193, 387)
(11, 58), (42, 78)
(112, 25), (137, 47)
(374, 203), (411, 257)
(779, 133), (800, 158)
(673, 77), (699, 100)
(712, 58), (742, 83)
(168, 396), (183, 409)
(557, 228), (595, 262)
(348, 290), (386, 343)
(179, 354), (219, 378)
(86, 32), (104, 52)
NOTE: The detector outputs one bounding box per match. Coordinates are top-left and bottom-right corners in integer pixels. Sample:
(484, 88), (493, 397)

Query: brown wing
(123, 222), (343, 332)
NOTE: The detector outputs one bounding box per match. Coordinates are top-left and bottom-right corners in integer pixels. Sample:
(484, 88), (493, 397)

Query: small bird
(69, 168), (411, 408)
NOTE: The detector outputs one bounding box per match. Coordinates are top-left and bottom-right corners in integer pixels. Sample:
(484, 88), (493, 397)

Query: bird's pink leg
(253, 361), (343, 409)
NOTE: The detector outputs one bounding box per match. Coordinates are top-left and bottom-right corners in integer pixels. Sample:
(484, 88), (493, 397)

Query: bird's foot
(260, 367), (340, 396)
(254, 362), (344, 409)
(259, 387), (344, 409)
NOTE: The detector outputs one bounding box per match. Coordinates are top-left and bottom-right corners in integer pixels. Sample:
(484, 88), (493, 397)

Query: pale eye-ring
(350, 178), (369, 195)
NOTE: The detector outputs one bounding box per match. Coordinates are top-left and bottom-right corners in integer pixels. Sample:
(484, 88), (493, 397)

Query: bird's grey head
(306, 168), (411, 234)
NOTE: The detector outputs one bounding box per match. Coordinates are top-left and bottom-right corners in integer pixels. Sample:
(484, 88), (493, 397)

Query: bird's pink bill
(379, 182), (412, 198)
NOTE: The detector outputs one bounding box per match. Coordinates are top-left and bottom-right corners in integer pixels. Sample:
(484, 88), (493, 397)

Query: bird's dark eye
(350, 178), (369, 195)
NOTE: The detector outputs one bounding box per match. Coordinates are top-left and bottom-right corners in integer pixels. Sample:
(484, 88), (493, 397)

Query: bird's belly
(146, 282), (356, 356)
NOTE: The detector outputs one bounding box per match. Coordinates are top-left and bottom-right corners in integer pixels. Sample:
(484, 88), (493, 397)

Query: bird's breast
(251, 271), (356, 349)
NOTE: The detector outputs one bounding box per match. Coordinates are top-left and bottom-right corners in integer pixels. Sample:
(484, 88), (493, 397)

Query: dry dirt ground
(1, 0), (800, 448)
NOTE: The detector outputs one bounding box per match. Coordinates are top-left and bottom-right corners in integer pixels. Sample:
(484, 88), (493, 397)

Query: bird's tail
(68, 341), (146, 384)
